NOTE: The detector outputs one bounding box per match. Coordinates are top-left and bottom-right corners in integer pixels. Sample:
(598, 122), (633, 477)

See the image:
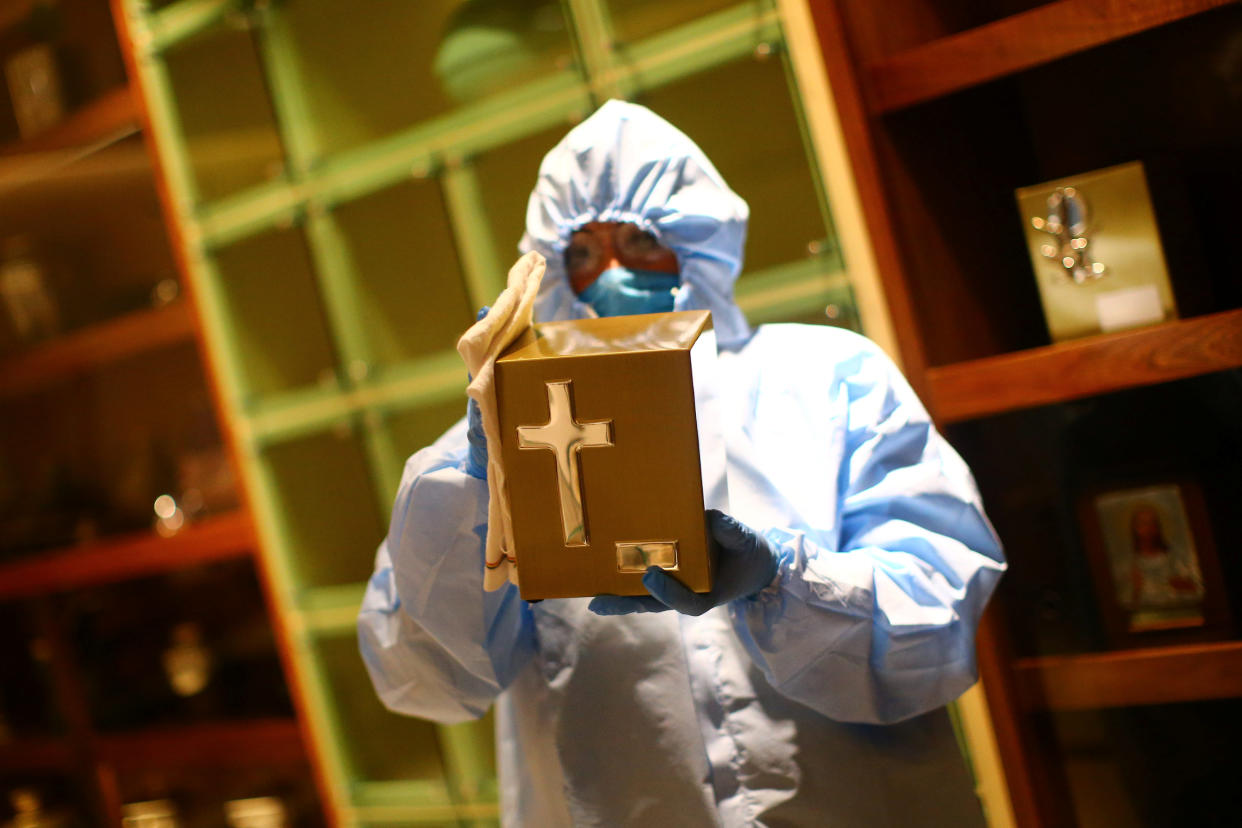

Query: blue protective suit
(358, 101), (1006, 826)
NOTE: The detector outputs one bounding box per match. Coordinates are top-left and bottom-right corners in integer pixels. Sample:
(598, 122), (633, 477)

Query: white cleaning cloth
(457, 251), (545, 591)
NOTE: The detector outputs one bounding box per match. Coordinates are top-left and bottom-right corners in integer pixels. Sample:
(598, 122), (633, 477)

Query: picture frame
(1078, 479), (1231, 648)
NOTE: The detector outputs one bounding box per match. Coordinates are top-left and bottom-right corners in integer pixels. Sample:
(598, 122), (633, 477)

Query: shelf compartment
(1015, 641), (1242, 711)
(925, 309), (1242, 424)
(66, 556), (293, 731)
(96, 718), (305, 769)
(160, 16), (287, 204)
(318, 176), (473, 372)
(639, 46), (835, 275)
(0, 738), (75, 772)
(308, 633), (452, 786)
(0, 85), (139, 157)
(866, 0), (1235, 113)
(0, 302), (195, 400)
(0, 510), (254, 601)
(210, 224), (340, 401)
(256, 425), (386, 590)
(258, 0), (578, 163)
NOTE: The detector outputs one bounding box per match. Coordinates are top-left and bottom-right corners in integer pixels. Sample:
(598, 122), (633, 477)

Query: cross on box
(495, 310), (725, 601)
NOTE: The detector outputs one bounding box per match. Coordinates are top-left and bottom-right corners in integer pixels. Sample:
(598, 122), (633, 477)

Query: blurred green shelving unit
(113, 0), (858, 824)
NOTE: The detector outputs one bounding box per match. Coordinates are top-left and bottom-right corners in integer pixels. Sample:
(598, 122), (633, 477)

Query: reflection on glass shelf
(773, 298), (860, 331)
(384, 398), (467, 463)
(472, 123), (568, 264)
(65, 560), (292, 731)
(164, 23), (286, 204)
(313, 633), (450, 784)
(213, 226), (339, 400)
(275, 0), (576, 161)
(606, 0), (754, 45)
(331, 178), (472, 368)
(639, 51), (831, 275)
(261, 426), (385, 589)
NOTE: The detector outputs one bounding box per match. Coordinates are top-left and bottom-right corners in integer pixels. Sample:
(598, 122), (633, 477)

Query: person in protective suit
(358, 100), (1006, 826)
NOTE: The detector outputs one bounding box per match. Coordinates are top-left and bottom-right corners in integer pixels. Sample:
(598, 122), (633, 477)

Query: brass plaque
(496, 310), (722, 600)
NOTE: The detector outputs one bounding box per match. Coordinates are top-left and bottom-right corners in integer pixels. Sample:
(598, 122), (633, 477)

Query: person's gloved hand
(464, 307), (490, 481)
(588, 509), (781, 616)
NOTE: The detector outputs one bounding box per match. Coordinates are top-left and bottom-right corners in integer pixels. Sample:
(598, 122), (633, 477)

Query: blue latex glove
(589, 509), (781, 616)
(464, 307), (490, 480)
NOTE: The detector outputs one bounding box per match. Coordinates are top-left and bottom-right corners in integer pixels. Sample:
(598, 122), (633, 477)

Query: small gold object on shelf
(3, 44), (64, 140)
(120, 800), (178, 828)
(1016, 161), (1177, 342)
(224, 797), (287, 828)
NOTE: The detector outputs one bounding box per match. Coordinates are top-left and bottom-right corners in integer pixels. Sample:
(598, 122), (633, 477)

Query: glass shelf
(268, 0), (577, 161)
(639, 49), (833, 275)
(312, 632), (450, 785)
(381, 398), (466, 465)
(259, 423), (386, 590)
(162, 18), (286, 203)
(211, 224), (339, 401)
(327, 176), (473, 370)
(606, 0), (752, 45)
(471, 122), (571, 266)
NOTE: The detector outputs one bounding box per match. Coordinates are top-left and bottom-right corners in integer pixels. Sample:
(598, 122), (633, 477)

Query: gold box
(1016, 161), (1177, 342)
(495, 310), (725, 601)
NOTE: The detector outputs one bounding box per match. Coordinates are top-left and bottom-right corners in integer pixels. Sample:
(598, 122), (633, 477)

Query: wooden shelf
(0, 510), (255, 601)
(0, 85), (139, 157)
(0, 301), (196, 400)
(866, 0), (1234, 113)
(96, 718), (306, 769)
(1014, 641), (1242, 711)
(0, 737), (74, 772)
(925, 308), (1242, 424)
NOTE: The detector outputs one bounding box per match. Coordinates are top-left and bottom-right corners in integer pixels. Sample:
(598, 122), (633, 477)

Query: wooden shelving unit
(0, 510), (254, 601)
(96, 718), (306, 769)
(1014, 641), (1242, 712)
(926, 308), (1242, 423)
(0, 83), (138, 156)
(0, 2), (318, 823)
(865, 0), (1235, 113)
(0, 740), (74, 773)
(0, 300), (195, 399)
(812, 0), (1242, 824)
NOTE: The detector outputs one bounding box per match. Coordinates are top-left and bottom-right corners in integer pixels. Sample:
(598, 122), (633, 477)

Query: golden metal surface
(516, 380), (614, 546)
(616, 541), (679, 572)
(496, 310), (717, 600)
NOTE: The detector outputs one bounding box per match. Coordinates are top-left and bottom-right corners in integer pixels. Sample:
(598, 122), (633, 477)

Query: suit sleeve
(730, 339), (1006, 724)
(358, 419), (536, 724)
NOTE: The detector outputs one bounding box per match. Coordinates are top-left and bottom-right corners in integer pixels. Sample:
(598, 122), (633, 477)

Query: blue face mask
(577, 267), (680, 318)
